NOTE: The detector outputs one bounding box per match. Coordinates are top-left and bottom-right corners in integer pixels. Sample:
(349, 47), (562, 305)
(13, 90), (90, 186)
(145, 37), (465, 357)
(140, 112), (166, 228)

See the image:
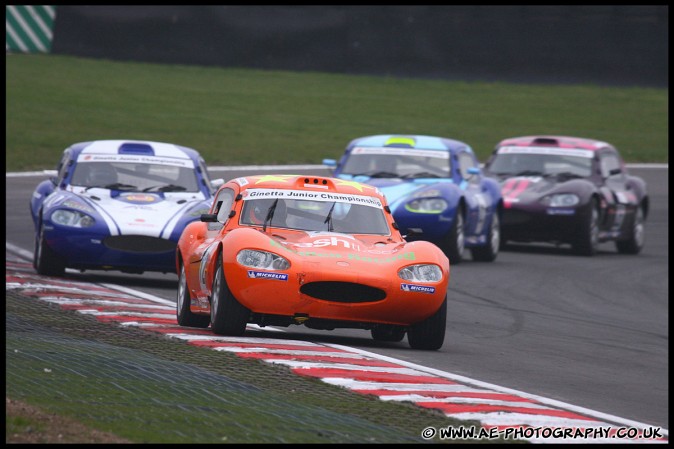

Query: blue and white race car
(30, 140), (223, 276)
(324, 135), (502, 263)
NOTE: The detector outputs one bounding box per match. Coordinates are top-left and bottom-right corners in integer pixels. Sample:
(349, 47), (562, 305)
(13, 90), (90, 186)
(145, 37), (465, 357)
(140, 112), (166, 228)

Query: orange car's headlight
(236, 249), (290, 271)
(398, 264), (442, 283)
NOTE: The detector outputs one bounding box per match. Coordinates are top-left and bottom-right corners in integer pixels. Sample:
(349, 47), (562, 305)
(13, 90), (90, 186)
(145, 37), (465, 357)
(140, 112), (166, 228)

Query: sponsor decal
(247, 270), (289, 281)
(77, 154), (194, 168)
(269, 238), (416, 263)
(333, 179), (377, 193)
(252, 175), (296, 185)
(121, 194), (159, 203)
(352, 146), (449, 159)
(235, 177), (249, 187)
(401, 283), (436, 294)
(497, 146), (593, 158)
(546, 208), (576, 215)
(243, 188), (383, 208)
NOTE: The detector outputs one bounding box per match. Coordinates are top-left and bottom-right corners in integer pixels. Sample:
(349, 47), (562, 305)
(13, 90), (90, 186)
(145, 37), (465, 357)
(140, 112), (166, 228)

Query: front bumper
(222, 258), (447, 327)
(43, 227), (177, 273)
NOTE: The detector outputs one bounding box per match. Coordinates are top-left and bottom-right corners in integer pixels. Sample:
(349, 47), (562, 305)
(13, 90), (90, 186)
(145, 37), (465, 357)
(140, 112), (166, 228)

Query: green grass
(6, 54), (668, 171)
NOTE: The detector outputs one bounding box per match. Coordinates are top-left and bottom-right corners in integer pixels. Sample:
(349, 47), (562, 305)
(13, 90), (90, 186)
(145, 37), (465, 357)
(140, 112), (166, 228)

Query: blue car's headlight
(236, 249), (290, 270)
(51, 209), (95, 228)
(398, 264), (443, 283)
(544, 194), (580, 207)
(405, 198), (448, 214)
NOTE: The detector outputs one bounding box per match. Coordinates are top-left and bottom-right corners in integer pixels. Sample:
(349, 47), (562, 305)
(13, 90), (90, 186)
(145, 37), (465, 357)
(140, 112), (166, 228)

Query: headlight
(236, 249), (290, 270)
(398, 264), (443, 283)
(405, 198), (448, 214)
(51, 209), (95, 228)
(546, 194), (580, 207)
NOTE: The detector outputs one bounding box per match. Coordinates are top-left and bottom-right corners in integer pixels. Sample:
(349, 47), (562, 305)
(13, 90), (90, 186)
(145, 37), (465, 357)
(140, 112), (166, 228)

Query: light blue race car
(324, 134), (502, 264)
(30, 140), (224, 276)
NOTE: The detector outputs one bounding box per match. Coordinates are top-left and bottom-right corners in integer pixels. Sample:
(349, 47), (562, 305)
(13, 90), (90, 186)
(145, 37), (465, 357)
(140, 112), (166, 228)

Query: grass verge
(6, 54), (668, 171)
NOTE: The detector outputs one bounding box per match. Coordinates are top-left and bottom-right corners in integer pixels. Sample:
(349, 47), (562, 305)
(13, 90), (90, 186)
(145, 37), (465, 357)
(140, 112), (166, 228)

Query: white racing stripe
(213, 348), (365, 357)
(165, 334), (323, 346)
(321, 379), (483, 392)
(378, 395), (551, 408)
(76, 310), (175, 319)
(448, 413), (605, 428)
(264, 360), (425, 375)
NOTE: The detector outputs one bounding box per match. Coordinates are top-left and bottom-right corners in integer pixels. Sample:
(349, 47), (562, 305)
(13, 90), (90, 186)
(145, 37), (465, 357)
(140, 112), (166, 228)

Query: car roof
(231, 174), (386, 199)
(496, 135), (614, 151)
(346, 134), (472, 153)
(67, 140), (203, 161)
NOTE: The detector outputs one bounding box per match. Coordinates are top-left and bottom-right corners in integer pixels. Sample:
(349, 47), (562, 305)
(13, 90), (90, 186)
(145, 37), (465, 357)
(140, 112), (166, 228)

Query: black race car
(483, 135), (648, 255)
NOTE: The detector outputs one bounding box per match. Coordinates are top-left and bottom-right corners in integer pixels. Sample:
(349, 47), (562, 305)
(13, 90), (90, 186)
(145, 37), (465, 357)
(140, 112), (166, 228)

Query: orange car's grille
(300, 281), (386, 303)
(103, 235), (176, 253)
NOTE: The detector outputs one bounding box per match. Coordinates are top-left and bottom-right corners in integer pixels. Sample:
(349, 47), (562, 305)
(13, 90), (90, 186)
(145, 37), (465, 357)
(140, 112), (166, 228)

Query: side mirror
(322, 158), (337, 168)
(200, 213), (218, 222)
(467, 167), (481, 176)
(403, 228), (423, 239)
(210, 178), (225, 189)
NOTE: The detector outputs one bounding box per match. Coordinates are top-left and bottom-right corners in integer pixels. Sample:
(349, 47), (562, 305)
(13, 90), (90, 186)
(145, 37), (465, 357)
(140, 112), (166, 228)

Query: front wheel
(440, 209), (465, 265)
(470, 212), (500, 262)
(34, 224), (65, 276)
(210, 255), (250, 335)
(616, 206), (645, 254)
(573, 199), (600, 256)
(407, 297), (447, 350)
(176, 261), (210, 328)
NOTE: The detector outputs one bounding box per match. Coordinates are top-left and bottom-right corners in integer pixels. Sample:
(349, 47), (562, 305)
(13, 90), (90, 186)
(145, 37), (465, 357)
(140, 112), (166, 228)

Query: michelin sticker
(401, 283), (436, 294)
(248, 270), (289, 281)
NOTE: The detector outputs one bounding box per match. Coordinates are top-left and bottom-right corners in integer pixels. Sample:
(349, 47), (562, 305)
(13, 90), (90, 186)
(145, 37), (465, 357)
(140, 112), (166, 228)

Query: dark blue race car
(324, 134), (502, 264)
(30, 140), (224, 276)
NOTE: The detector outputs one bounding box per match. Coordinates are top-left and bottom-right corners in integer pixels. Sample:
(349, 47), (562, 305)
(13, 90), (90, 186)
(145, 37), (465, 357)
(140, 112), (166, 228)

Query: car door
(597, 149), (637, 235)
(189, 186), (237, 296)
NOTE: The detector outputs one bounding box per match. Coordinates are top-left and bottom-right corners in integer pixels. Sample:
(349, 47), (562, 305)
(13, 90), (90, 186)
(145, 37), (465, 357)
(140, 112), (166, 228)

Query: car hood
(69, 190), (208, 238)
(268, 230), (411, 262)
(343, 176), (451, 209)
(498, 176), (585, 206)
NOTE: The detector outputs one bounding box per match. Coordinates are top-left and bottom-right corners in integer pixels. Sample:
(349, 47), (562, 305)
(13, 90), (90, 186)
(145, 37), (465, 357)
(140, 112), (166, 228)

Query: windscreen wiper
(262, 199), (279, 233)
(323, 202), (336, 232)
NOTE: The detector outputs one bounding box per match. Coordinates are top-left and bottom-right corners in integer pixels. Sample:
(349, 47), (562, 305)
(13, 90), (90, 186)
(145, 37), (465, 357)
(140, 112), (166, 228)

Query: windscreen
(239, 191), (390, 235)
(70, 161), (200, 192)
(340, 147), (451, 178)
(487, 146), (593, 178)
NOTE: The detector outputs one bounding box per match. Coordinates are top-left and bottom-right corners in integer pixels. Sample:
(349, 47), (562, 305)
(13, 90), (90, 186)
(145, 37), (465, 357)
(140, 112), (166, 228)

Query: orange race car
(175, 174), (450, 350)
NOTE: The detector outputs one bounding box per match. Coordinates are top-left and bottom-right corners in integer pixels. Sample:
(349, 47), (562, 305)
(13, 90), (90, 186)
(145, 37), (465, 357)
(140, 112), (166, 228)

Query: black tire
(210, 255), (250, 335)
(573, 198), (600, 256)
(407, 297), (447, 350)
(440, 209), (465, 265)
(176, 260), (210, 328)
(34, 223), (66, 276)
(470, 212), (500, 262)
(371, 324), (406, 342)
(616, 206), (645, 254)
